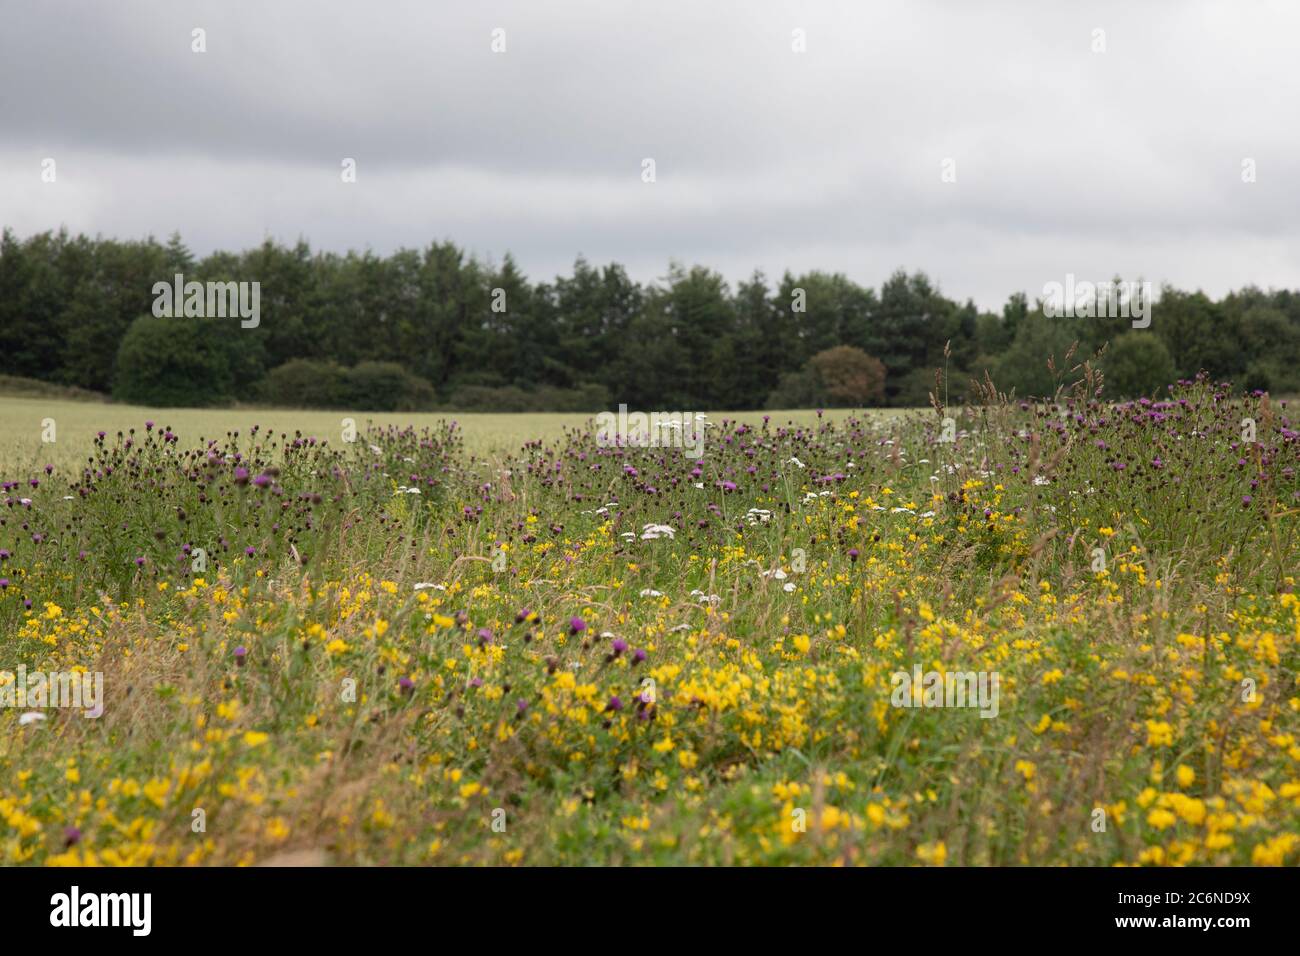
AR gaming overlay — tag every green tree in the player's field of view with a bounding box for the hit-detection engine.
[766,345,886,408]
[870,270,956,404]
[1102,333,1176,399]
[993,313,1078,399]
[113,315,241,406]
[1152,287,1225,380]
[258,359,351,407]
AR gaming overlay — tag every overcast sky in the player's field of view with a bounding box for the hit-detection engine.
[2,0,1297,309]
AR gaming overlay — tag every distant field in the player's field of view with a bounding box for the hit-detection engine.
[0,395,905,470]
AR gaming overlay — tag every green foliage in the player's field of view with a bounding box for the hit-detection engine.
[1102,333,1177,399]
[767,346,887,408]
[765,367,822,409]
[343,361,437,411]
[258,359,353,408]
[258,359,439,411]
[112,315,251,407]
[993,315,1079,399]
[6,229,1300,410]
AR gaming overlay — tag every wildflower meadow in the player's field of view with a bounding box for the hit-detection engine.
[1,374,1297,867]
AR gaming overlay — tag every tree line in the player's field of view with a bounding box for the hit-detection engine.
[3,227,1299,410]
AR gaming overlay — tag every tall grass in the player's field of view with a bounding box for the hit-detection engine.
[0,377,1297,866]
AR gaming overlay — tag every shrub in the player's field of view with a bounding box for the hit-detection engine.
[254,360,436,411]
[258,359,352,408]
[765,346,887,408]
[113,315,242,406]
[888,366,941,409]
[810,346,887,406]
[344,361,436,411]
[764,368,822,409]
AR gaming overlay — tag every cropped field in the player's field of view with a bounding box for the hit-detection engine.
[1,380,1298,866]
[0,397,877,469]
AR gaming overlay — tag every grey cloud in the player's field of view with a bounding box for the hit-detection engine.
[2,0,1298,309]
